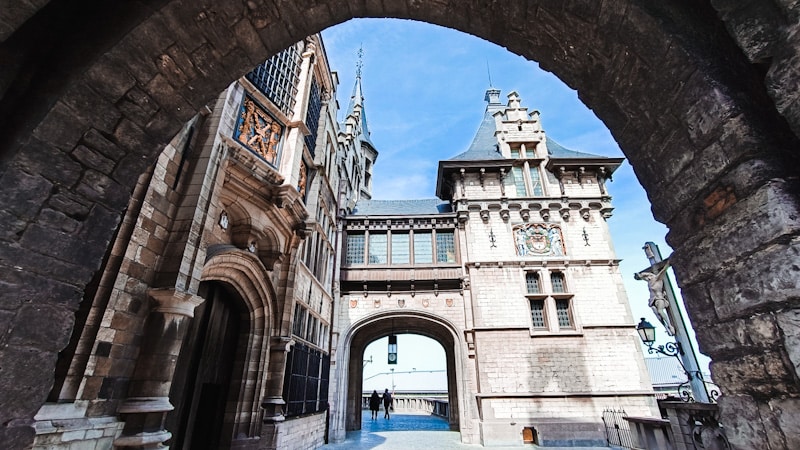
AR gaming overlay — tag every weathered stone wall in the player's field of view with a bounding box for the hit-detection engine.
[0,1,799,448]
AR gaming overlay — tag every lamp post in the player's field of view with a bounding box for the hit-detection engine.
[636,318,718,402]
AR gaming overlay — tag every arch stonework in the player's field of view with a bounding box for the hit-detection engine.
[199,249,279,441]
[0,1,798,448]
[332,311,466,440]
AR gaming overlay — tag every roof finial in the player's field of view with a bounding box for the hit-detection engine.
[486,59,493,88]
[356,44,364,79]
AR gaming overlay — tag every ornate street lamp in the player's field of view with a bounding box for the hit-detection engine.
[636,318,719,402]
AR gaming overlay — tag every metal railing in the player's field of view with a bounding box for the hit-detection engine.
[362,394,449,420]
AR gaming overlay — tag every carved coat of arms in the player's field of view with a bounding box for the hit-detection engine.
[513,223,565,257]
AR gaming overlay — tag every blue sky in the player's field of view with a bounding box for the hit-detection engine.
[321,19,709,390]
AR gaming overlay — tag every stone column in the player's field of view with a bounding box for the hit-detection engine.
[114,288,203,449]
[259,336,294,448]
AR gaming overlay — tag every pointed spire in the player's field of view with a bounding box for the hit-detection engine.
[344,45,376,149]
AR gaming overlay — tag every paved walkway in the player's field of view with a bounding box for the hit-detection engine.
[321,411,617,449]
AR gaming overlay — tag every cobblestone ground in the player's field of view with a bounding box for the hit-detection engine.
[321,411,618,449]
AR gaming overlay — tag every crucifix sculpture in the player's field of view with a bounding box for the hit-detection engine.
[635,259,675,336]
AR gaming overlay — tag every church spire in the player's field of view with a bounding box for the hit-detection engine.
[346,45,375,149]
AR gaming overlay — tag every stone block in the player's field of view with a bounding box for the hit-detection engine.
[694,313,780,357]
[717,395,768,449]
[775,308,800,379]
[16,138,83,187]
[60,82,122,135]
[76,169,130,212]
[32,102,90,152]
[712,351,797,397]
[118,87,159,128]
[72,145,116,174]
[7,304,74,352]
[0,345,57,425]
[80,129,127,162]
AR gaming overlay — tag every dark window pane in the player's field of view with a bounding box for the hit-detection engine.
[556,299,572,328]
[530,300,546,328]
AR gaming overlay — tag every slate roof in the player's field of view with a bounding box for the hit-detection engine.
[448,105,608,162]
[644,357,688,387]
[350,199,452,216]
[546,136,606,159]
[448,103,505,161]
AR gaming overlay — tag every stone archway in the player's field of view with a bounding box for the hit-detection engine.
[1,1,798,448]
[337,312,464,439]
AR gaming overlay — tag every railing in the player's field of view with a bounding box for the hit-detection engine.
[623,401,731,450]
[362,394,449,420]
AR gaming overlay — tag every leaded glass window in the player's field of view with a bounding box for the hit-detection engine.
[413,232,433,264]
[436,231,456,263]
[292,303,306,337]
[368,233,387,264]
[556,299,572,328]
[512,166,526,196]
[529,166,544,196]
[391,233,410,264]
[246,45,300,117]
[304,76,322,155]
[551,272,566,293]
[345,233,364,265]
[525,147,536,158]
[530,300,546,328]
[510,148,520,158]
[525,272,540,294]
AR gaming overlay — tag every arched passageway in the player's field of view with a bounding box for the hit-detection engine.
[341,313,462,433]
[1,1,799,448]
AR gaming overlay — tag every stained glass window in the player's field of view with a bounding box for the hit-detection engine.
[436,231,456,263]
[413,232,433,264]
[345,233,364,265]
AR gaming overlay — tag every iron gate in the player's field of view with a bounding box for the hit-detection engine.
[602,408,634,449]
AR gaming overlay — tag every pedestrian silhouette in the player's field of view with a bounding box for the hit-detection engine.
[382,388,393,419]
[369,390,380,420]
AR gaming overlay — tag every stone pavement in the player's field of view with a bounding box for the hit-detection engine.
[321,411,618,449]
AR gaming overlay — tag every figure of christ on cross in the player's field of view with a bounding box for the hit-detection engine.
[635,259,676,336]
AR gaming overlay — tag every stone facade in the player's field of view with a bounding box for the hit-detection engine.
[23,35,355,449]
[330,89,656,446]
[1,2,799,449]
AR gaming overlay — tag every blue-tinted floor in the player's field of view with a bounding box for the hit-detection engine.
[321,411,618,449]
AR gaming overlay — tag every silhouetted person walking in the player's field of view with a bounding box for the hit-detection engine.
[369,390,381,420]
[382,388,393,419]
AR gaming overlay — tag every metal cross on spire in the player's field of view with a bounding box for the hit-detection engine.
[356,45,364,79]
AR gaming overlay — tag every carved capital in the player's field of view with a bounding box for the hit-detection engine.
[147,288,204,318]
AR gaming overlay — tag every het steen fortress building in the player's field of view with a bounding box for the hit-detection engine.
[29,34,655,448]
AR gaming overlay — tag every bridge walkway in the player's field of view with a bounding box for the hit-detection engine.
[321,411,616,449]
